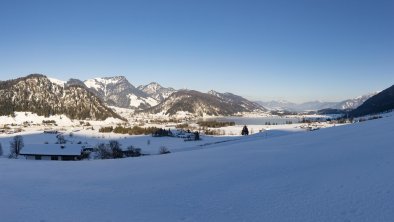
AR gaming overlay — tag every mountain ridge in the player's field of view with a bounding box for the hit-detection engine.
[350,85,394,117]
[0,74,123,120]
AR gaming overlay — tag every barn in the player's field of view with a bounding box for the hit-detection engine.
[20,144,83,161]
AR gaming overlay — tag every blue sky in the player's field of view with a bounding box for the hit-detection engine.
[0,0,393,103]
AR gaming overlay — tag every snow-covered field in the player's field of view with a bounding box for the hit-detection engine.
[1,113,393,221]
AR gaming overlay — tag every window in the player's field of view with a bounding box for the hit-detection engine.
[51,156,58,160]
[62,156,75,161]
[35,155,41,160]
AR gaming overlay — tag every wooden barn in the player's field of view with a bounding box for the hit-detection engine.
[20,144,83,161]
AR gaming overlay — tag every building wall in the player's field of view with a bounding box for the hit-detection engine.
[26,156,35,160]
[24,155,79,161]
[42,156,51,161]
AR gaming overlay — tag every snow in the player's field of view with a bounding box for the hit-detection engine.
[83,77,124,94]
[85,77,123,87]
[48,77,66,86]
[0,112,122,126]
[0,112,74,125]
[83,78,102,91]
[0,114,393,221]
[128,94,158,108]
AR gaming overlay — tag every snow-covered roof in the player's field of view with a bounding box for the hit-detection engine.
[20,144,83,156]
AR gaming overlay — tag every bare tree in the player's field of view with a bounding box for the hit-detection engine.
[159,146,170,155]
[109,140,123,159]
[10,135,24,158]
[97,143,112,159]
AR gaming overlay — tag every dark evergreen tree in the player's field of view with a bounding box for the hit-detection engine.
[241,125,249,136]
[194,131,200,140]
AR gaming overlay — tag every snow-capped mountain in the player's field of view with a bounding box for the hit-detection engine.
[0,74,122,120]
[257,100,336,112]
[138,82,176,102]
[257,93,378,112]
[84,76,158,109]
[332,92,378,110]
[255,100,298,111]
[142,90,266,117]
[0,74,282,118]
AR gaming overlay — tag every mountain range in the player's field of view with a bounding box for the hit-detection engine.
[0,74,266,119]
[82,76,265,117]
[257,92,378,112]
[141,90,265,117]
[0,74,391,120]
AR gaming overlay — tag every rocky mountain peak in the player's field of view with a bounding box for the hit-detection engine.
[0,74,122,120]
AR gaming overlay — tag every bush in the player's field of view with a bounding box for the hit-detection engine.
[99,126,114,133]
[152,128,173,137]
[96,141,125,159]
[197,121,235,128]
[128,126,158,135]
[204,129,224,136]
[80,151,90,160]
[176,123,189,129]
[42,120,56,124]
[159,146,170,155]
[124,146,141,157]
[112,126,159,135]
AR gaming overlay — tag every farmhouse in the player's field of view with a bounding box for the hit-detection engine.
[20,144,83,161]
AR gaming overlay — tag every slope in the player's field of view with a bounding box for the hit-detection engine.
[1,113,394,221]
[350,85,394,117]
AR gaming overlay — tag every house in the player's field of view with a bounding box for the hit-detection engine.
[43,130,59,134]
[20,144,83,161]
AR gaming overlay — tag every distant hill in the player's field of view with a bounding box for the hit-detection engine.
[207,90,266,112]
[350,85,394,117]
[257,93,377,112]
[257,100,337,112]
[316,108,348,115]
[0,74,123,120]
